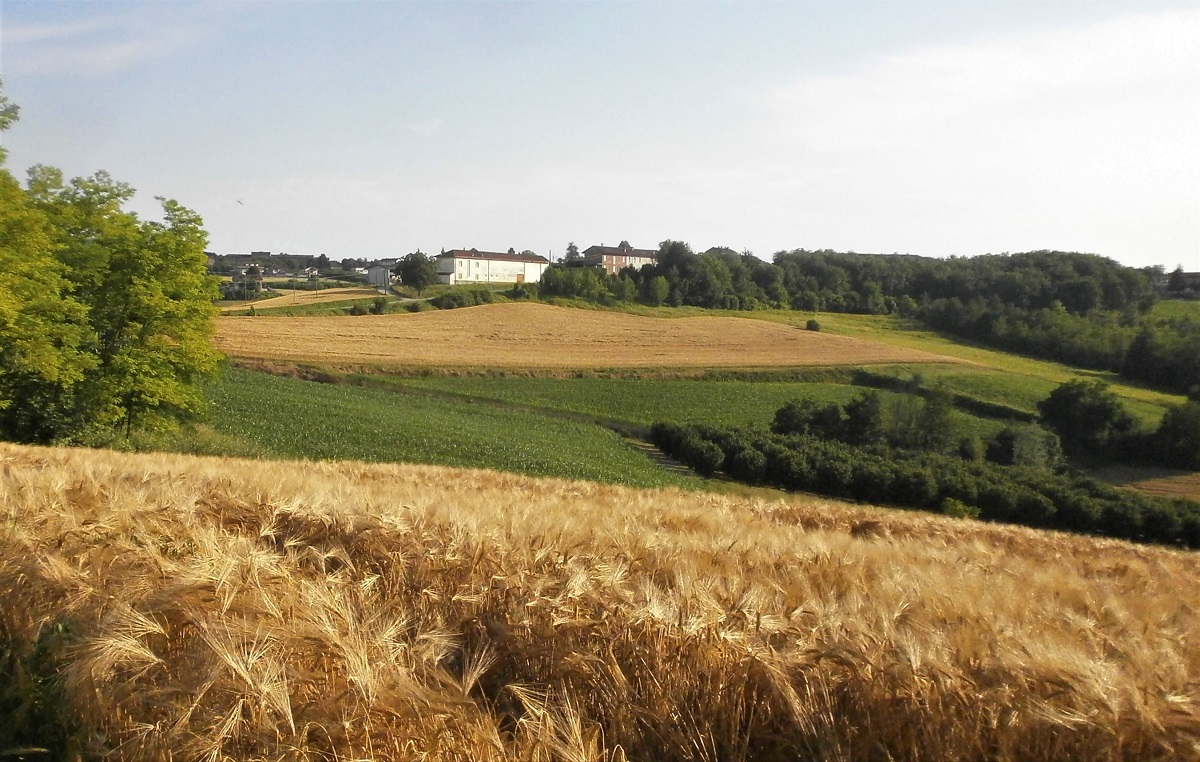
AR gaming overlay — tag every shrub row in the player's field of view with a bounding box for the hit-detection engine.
[651,422,1200,548]
[429,289,500,310]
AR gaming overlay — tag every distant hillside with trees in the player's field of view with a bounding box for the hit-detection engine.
[542,242,1199,397]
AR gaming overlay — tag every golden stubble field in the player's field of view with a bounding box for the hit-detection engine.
[214,302,964,368]
[1095,465,1200,503]
[1,442,1196,760]
[219,286,381,312]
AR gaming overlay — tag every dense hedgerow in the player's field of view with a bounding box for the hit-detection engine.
[651,421,1200,548]
[429,288,501,309]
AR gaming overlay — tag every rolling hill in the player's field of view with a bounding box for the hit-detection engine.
[213,302,965,369]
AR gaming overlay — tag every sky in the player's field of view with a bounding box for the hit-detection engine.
[1,1,1197,270]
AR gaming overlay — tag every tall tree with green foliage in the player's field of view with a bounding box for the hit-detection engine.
[1037,379,1137,458]
[0,90,93,442]
[1154,402,1200,470]
[1,82,221,443]
[1167,265,1188,294]
[394,250,438,295]
[25,165,222,438]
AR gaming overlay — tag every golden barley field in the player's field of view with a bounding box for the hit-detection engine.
[2,442,1196,761]
[213,302,962,369]
[219,286,382,312]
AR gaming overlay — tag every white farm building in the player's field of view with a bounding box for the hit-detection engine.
[437,249,550,285]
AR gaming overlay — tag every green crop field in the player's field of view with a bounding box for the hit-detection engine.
[378,377,859,427]
[203,368,697,489]
[378,375,1007,441]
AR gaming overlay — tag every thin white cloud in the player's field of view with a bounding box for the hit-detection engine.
[405,118,443,137]
[3,6,219,77]
[737,8,1200,259]
[3,17,112,44]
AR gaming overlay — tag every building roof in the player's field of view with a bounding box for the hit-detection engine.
[582,244,658,259]
[439,249,550,264]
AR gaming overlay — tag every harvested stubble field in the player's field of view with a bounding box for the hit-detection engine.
[214,302,962,369]
[2,443,1197,761]
[1094,465,1200,503]
[219,286,381,312]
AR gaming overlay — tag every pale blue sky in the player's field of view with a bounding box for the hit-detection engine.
[2,1,1197,269]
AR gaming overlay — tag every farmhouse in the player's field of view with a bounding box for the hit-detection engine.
[581,243,658,275]
[437,249,550,285]
[367,260,399,287]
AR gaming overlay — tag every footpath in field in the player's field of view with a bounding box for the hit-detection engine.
[215,302,964,369]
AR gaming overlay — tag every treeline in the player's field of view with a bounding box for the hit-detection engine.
[653,420,1200,547]
[651,380,1200,547]
[538,243,1199,396]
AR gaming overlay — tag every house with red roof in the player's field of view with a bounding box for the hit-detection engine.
[580,243,658,275]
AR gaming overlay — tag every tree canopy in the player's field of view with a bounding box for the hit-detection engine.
[0,84,220,443]
[394,250,438,295]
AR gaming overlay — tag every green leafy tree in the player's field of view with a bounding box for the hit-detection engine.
[564,242,580,263]
[914,385,958,453]
[1037,379,1137,458]
[1155,402,1200,470]
[0,94,93,442]
[24,163,221,439]
[613,274,637,302]
[986,425,1062,468]
[644,275,670,306]
[1167,265,1188,294]
[394,250,438,295]
[843,390,886,445]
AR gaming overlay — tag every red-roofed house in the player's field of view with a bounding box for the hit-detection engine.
[580,243,658,275]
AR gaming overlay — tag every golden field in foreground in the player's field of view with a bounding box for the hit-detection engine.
[214,302,961,368]
[1,443,1196,760]
[219,287,381,312]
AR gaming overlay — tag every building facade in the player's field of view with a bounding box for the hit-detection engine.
[367,265,396,287]
[436,249,550,285]
[580,244,658,275]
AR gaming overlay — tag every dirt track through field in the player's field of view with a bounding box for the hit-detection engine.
[214,302,965,369]
[219,287,381,312]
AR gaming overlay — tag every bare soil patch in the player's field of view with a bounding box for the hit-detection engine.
[215,302,963,369]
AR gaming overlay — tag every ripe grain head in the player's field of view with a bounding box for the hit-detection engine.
[0,442,1196,761]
